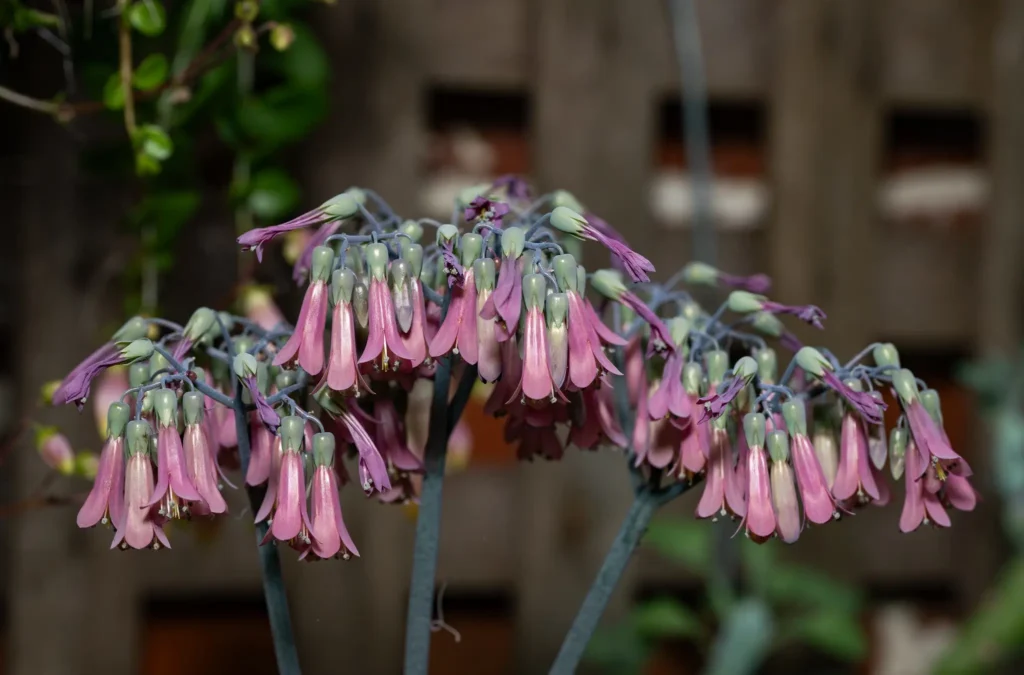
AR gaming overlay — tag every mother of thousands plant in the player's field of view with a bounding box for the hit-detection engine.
[48,176,978,674]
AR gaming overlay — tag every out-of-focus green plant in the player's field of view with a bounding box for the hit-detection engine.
[934,347,1024,675]
[0,0,332,314]
[586,519,867,674]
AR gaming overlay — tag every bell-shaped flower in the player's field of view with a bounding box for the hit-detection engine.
[112,420,170,550]
[480,227,525,341]
[359,243,414,373]
[78,402,130,529]
[551,255,620,390]
[696,413,746,520]
[550,207,655,283]
[832,382,889,506]
[513,274,564,404]
[648,321,697,423]
[429,233,483,364]
[237,190,360,262]
[474,258,502,382]
[181,392,227,514]
[274,246,333,376]
[783,401,836,525]
[740,414,776,542]
[318,268,372,396]
[892,369,973,481]
[146,389,201,519]
[397,243,429,370]
[306,433,359,560]
[768,430,801,543]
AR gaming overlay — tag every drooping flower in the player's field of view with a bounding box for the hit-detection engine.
[812,421,839,490]
[397,243,429,371]
[274,246,333,376]
[546,293,569,390]
[429,233,482,364]
[306,432,359,560]
[112,420,170,550]
[464,196,510,225]
[171,307,217,360]
[832,384,889,506]
[146,389,201,519]
[728,291,826,330]
[782,401,836,525]
[569,382,628,450]
[237,190,360,262]
[741,414,776,542]
[359,243,414,373]
[181,392,227,515]
[480,227,525,342]
[892,369,973,481]
[899,440,952,532]
[374,398,423,475]
[552,255,621,389]
[335,404,391,495]
[484,336,523,417]
[696,415,746,519]
[796,347,886,425]
[474,258,502,382]
[318,269,371,396]
[550,206,655,283]
[697,355,757,423]
[584,298,627,348]
[682,262,772,294]
[767,430,801,543]
[53,318,151,407]
[590,269,676,356]
[513,274,563,404]
[78,401,130,529]
[268,430,314,548]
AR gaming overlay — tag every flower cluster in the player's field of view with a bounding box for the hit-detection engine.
[49,177,975,555]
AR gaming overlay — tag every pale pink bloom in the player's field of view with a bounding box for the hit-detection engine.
[566,290,620,389]
[274,275,329,376]
[268,451,313,546]
[37,429,74,474]
[484,337,522,417]
[246,418,276,487]
[337,406,391,494]
[399,277,429,371]
[92,367,129,437]
[476,281,502,382]
[744,443,776,541]
[429,268,479,364]
[480,256,522,342]
[900,441,951,532]
[308,464,359,559]
[254,435,285,521]
[360,277,414,372]
[569,382,627,450]
[78,435,125,528]
[183,423,227,514]
[791,432,836,525]
[241,285,286,331]
[770,459,801,543]
[374,399,423,474]
[697,426,746,519]
[318,295,370,395]
[904,398,972,480]
[112,451,170,550]
[648,353,690,421]
[832,412,887,506]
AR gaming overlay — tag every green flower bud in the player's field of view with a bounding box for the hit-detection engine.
[781,400,807,436]
[232,335,254,356]
[391,259,414,333]
[755,348,778,383]
[129,362,150,388]
[390,258,410,289]
[76,452,99,480]
[733,355,758,380]
[552,254,578,293]
[751,311,784,337]
[353,282,369,328]
[501,227,525,259]
[181,308,216,344]
[311,246,335,283]
[590,269,626,300]
[321,192,358,219]
[126,420,152,456]
[233,353,258,379]
[872,343,901,369]
[458,184,490,208]
[767,430,790,462]
[279,415,305,452]
[275,368,298,391]
[436,224,459,246]
[551,189,584,213]
[795,347,829,377]
[312,432,336,466]
[891,369,919,406]
[727,291,767,314]
[256,361,271,396]
[546,292,568,327]
[112,316,148,343]
[182,391,204,426]
[332,268,356,305]
[889,427,908,480]
[270,22,295,51]
[474,258,496,291]
[683,261,719,286]
[683,362,704,396]
[522,274,547,310]
[107,401,131,439]
[400,242,424,278]
[920,389,943,425]
[120,339,154,362]
[152,389,177,428]
[576,266,587,294]
[346,245,366,277]
[148,351,170,380]
[744,413,767,448]
[704,350,729,385]
[550,206,587,236]
[459,233,483,267]
[668,317,691,346]
[400,219,423,242]
[364,243,389,281]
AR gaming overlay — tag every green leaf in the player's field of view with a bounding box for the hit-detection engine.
[235,86,329,155]
[133,54,168,91]
[128,0,167,37]
[103,74,125,110]
[632,599,703,640]
[135,124,174,161]
[247,168,300,220]
[643,519,711,574]
[743,542,861,614]
[781,609,867,661]
[704,599,774,675]
[135,152,162,176]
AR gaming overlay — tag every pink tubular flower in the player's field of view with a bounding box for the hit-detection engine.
[112,420,170,550]
[53,328,151,408]
[429,234,482,364]
[741,414,776,542]
[484,336,523,417]
[359,243,414,373]
[146,390,201,518]
[307,433,359,560]
[337,404,391,495]
[768,430,801,543]
[293,221,341,284]
[648,355,689,422]
[783,401,836,525]
[181,392,227,515]
[36,427,75,475]
[318,268,371,396]
[900,441,951,532]
[832,409,887,506]
[569,383,627,450]
[78,401,130,528]
[796,348,886,426]
[92,366,129,437]
[549,207,655,283]
[514,274,563,404]
[585,298,627,348]
[551,254,621,390]
[237,190,360,262]
[696,422,746,519]
[474,258,502,382]
[480,227,525,341]
[374,399,423,474]
[697,358,757,423]
[397,244,429,371]
[246,417,276,486]
[891,371,973,482]
[274,246,333,376]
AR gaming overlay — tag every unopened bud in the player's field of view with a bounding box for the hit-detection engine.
[744,413,767,448]
[312,432,336,466]
[474,258,496,291]
[500,227,525,259]
[767,429,790,462]
[551,190,584,213]
[457,184,490,208]
[795,347,829,377]
[126,420,152,456]
[107,401,131,438]
[112,316,147,343]
[76,451,99,480]
[120,339,154,362]
[590,269,626,300]
[151,389,177,428]
[727,291,766,314]
[363,243,388,281]
[668,317,690,346]
[401,242,424,278]
[436,224,459,247]
[683,261,719,286]
[321,192,358,219]
[353,282,369,328]
[522,274,547,310]
[733,356,758,380]
[781,400,807,436]
[35,427,75,475]
[755,348,778,383]
[331,268,356,305]
[549,206,587,236]
[552,254,578,292]
[182,391,204,426]
[546,292,568,327]
[311,246,334,283]
[400,220,423,243]
[459,233,483,267]
[182,307,216,343]
[751,311,784,337]
[682,362,703,396]
[872,343,901,369]
[233,353,258,379]
[704,350,729,385]
[891,369,919,406]
[270,23,295,51]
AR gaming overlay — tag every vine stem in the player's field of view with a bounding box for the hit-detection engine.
[232,381,303,675]
[117,0,137,137]
[0,85,63,115]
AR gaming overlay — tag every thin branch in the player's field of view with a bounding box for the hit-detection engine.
[117,0,136,136]
[0,85,63,115]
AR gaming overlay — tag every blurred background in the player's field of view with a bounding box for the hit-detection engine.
[2,0,1024,673]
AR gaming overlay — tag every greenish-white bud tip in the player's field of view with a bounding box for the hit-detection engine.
[332,268,356,305]
[459,233,483,267]
[312,432,335,466]
[680,301,702,323]
[148,352,170,381]
[364,243,389,281]
[767,429,790,462]
[920,389,942,424]
[744,413,767,448]
[347,187,367,205]
[233,353,258,379]
[551,189,584,213]
[321,192,358,219]
[872,343,901,369]
[683,261,719,286]
[182,391,204,426]
[727,290,767,314]
[310,246,334,283]
[126,420,152,456]
[457,183,490,208]
[390,259,410,289]
[891,369,919,405]
[112,316,147,343]
[755,348,778,383]
[474,258,496,291]
[279,416,305,452]
[436,224,459,247]
[781,400,807,436]
[551,254,578,293]
[704,350,729,385]
[152,389,177,428]
[400,220,423,243]
[232,336,254,356]
[275,369,298,391]
[549,206,587,236]
[120,339,154,362]
[795,346,829,377]
[590,269,626,300]
[682,362,703,395]
[353,283,369,328]
[546,292,568,327]
[129,362,150,388]
[522,274,547,310]
[500,227,525,259]
[751,311,784,337]
[107,401,131,439]
[576,266,587,294]
[180,309,214,345]
[889,427,908,479]
[668,317,690,347]
[733,355,758,380]
[400,242,424,278]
